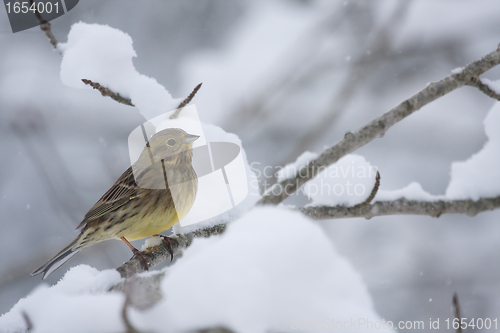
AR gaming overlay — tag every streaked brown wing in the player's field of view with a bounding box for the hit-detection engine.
[76,167,139,229]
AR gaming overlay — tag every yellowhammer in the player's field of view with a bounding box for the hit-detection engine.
[31,128,199,279]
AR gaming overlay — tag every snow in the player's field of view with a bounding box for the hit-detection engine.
[272,108,500,205]
[60,22,260,235]
[287,99,500,205]
[451,67,464,74]
[304,154,378,207]
[141,207,393,332]
[480,78,500,95]
[172,120,260,234]
[0,208,394,333]
[445,101,500,200]
[141,235,162,251]
[59,22,179,120]
[376,182,440,201]
[30,17,500,209]
[3,3,500,329]
[0,266,124,333]
[374,99,500,202]
[276,151,318,182]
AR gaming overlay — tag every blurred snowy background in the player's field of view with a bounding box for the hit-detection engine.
[1,0,500,330]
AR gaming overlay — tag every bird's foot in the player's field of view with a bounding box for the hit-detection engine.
[121,236,150,271]
[153,235,178,262]
[131,248,150,271]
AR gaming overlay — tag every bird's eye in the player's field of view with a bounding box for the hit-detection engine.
[167,138,176,146]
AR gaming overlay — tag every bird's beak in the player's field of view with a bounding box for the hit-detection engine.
[184,133,200,143]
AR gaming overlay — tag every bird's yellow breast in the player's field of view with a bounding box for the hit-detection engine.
[116,180,197,241]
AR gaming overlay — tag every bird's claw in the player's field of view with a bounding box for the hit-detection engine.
[132,248,150,270]
[158,236,177,262]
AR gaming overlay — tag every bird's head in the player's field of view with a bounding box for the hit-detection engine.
[137,128,199,168]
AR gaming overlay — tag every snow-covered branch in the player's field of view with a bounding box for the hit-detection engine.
[298,195,500,220]
[115,46,500,277]
[81,79,135,106]
[170,83,203,119]
[4,0,500,330]
[257,46,500,206]
[80,77,202,111]
[116,224,226,278]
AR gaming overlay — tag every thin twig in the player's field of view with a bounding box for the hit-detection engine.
[361,171,380,205]
[298,195,500,220]
[452,293,463,333]
[81,79,135,106]
[170,83,203,119]
[469,78,500,101]
[30,0,58,49]
[257,46,500,205]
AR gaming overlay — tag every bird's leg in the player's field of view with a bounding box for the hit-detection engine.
[120,237,149,270]
[153,234,177,262]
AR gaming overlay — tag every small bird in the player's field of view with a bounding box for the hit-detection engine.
[31,128,199,279]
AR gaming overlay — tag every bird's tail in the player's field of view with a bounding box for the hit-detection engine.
[31,239,81,280]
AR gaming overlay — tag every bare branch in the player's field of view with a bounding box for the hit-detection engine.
[170,83,203,119]
[114,47,500,277]
[298,195,500,220]
[116,224,226,278]
[30,0,58,49]
[115,195,500,278]
[468,78,500,101]
[257,47,500,206]
[78,80,202,116]
[361,171,380,205]
[81,79,135,106]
